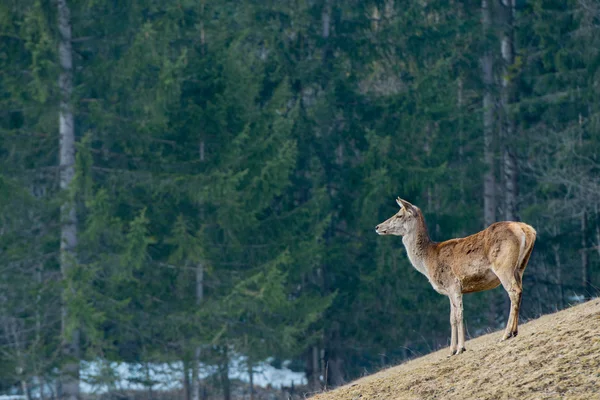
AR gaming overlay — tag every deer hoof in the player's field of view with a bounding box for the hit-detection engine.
[501,331,518,341]
[448,347,466,356]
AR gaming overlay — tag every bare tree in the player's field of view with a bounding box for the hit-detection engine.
[581,212,590,299]
[481,0,496,227]
[191,261,204,400]
[500,0,518,221]
[57,0,79,398]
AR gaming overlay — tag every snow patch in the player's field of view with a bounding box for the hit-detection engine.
[567,293,586,304]
[81,357,306,394]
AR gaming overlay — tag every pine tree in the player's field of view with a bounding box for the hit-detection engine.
[0,0,64,393]
[1,1,599,395]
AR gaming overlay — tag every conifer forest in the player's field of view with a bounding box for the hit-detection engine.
[1,0,599,399]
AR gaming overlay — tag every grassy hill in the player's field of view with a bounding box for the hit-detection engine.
[311,298,600,400]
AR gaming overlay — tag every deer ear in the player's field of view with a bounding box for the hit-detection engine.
[396,197,416,213]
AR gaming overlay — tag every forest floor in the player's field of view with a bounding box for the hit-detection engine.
[311,298,600,400]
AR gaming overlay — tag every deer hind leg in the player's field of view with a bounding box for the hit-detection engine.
[509,282,523,335]
[500,237,534,340]
[509,243,533,335]
[490,238,524,341]
[495,269,523,341]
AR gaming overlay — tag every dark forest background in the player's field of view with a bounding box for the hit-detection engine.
[1,0,599,399]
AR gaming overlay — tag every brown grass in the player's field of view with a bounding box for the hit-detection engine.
[311,299,600,400]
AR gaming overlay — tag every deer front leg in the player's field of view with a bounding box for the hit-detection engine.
[450,291,466,355]
[449,298,457,356]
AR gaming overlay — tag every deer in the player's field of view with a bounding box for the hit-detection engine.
[375,197,536,356]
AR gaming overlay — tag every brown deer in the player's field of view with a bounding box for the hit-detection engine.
[375,197,536,356]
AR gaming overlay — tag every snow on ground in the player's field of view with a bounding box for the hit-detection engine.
[234,359,306,388]
[81,357,306,394]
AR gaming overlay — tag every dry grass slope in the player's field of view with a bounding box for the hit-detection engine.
[311,299,600,400]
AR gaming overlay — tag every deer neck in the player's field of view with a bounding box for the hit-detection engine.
[401,220,434,278]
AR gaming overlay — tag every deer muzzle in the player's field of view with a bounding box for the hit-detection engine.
[375,225,388,235]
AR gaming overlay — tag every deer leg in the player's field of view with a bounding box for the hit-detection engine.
[449,298,457,356]
[510,287,523,335]
[509,273,523,336]
[497,272,523,341]
[449,292,466,355]
[502,286,522,340]
[511,260,528,335]
[455,293,466,354]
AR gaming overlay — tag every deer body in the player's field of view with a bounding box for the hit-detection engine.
[376,198,536,355]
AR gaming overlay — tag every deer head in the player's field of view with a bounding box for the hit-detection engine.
[375,197,421,236]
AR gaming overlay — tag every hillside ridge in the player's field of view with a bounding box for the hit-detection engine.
[311,299,600,400]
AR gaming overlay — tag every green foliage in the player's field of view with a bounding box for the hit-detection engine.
[1,0,599,394]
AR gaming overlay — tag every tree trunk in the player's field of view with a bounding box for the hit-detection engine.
[57,0,79,399]
[327,355,344,388]
[325,323,344,388]
[309,345,320,391]
[39,376,47,400]
[322,0,331,39]
[248,361,254,400]
[500,0,518,221]
[481,0,496,227]
[183,361,191,400]
[552,243,564,309]
[371,5,381,32]
[14,330,29,400]
[199,1,206,56]
[482,0,500,327]
[36,265,45,400]
[20,378,30,400]
[144,362,153,400]
[321,0,333,76]
[540,259,550,314]
[458,77,466,205]
[191,262,204,400]
[581,212,589,299]
[594,214,600,295]
[220,349,230,400]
